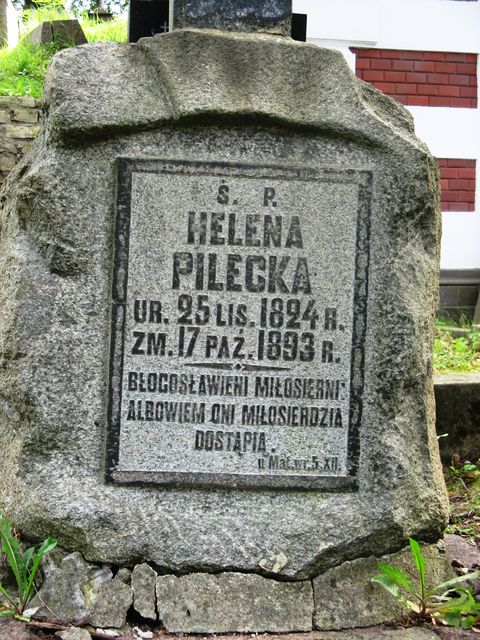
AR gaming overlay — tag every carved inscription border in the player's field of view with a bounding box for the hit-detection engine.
[105,158,372,490]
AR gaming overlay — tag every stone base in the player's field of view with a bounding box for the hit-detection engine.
[156,572,313,633]
[27,542,452,634]
[313,543,452,630]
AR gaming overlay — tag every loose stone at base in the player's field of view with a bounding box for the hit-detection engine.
[57,628,92,640]
[32,551,133,628]
[90,576,133,628]
[313,542,453,630]
[132,563,157,621]
[156,572,313,633]
[31,552,103,623]
[116,568,132,585]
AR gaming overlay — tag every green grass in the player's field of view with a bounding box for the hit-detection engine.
[22,4,71,35]
[433,321,480,374]
[0,14,127,98]
[82,15,127,43]
[0,40,60,97]
[436,314,475,330]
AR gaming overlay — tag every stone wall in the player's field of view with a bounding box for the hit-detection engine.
[0,96,42,186]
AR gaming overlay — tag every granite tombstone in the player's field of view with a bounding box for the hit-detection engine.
[0,0,449,632]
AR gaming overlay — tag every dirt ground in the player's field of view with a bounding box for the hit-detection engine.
[0,620,479,640]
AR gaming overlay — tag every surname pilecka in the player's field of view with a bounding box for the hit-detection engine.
[172,211,312,294]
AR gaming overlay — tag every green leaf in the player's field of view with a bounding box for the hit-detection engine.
[371,574,416,610]
[460,616,479,630]
[409,538,426,600]
[432,571,480,594]
[0,517,23,595]
[0,581,17,609]
[0,609,16,617]
[22,547,34,571]
[22,537,57,608]
[430,590,480,629]
[437,604,480,629]
[21,547,35,595]
[0,515,57,612]
[376,562,415,594]
[371,574,400,598]
[443,611,463,628]
[430,588,480,618]
[35,538,57,556]
[409,538,426,577]
[430,590,470,613]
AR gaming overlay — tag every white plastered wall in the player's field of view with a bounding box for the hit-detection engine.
[5,0,18,49]
[293,0,480,270]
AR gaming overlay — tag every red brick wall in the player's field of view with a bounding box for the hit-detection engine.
[438,159,476,211]
[351,48,478,108]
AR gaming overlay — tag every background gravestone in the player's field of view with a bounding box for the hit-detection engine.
[27,19,87,46]
[127,0,307,43]
[172,0,292,34]
[0,0,448,616]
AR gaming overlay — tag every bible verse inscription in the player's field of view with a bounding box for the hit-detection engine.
[106,159,371,489]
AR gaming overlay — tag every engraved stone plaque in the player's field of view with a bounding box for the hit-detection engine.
[106,158,371,489]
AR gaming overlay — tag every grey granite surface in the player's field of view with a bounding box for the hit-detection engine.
[0,28,447,579]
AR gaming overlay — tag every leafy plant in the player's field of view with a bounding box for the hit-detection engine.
[451,462,480,480]
[371,538,480,629]
[0,514,56,619]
